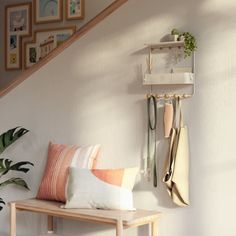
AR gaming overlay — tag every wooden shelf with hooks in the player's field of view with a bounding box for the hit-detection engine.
[144,40,195,97]
[146,41,185,51]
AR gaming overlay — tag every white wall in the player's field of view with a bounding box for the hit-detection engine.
[0,0,236,235]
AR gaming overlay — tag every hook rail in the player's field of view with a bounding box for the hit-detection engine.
[146,93,192,100]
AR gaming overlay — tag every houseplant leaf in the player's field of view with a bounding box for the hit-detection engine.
[0,158,12,174]
[0,127,29,154]
[0,158,34,176]
[0,197,5,211]
[0,177,30,190]
[0,127,32,211]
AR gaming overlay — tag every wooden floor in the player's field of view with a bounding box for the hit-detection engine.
[9,198,161,236]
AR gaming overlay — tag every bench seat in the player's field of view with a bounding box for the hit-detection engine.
[9,198,161,236]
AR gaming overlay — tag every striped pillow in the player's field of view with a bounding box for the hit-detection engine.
[37,142,101,202]
[64,167,139,210]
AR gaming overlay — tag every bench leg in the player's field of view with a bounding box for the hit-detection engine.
[47,215,54,234]
[151,220,158,236]
[116,220,123,236]
[10,203,16,236]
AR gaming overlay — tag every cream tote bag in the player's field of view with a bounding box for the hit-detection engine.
[163,97,190,207]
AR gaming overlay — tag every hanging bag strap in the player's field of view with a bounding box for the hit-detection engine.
[174,97,184,129]
[147,95,158,187]
[164,127,176,182]
[165,97,182,181]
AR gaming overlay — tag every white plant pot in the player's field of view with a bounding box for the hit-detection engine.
[179,35,185,41]
[168,34,179,42]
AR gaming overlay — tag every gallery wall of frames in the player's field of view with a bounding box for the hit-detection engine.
[5,0,84,70]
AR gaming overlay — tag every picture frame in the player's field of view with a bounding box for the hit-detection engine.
[34,0,63,24]
[24,26,76,69]
[66,0,84,20]
[5,3,32,70]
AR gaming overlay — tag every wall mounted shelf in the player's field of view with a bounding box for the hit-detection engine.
[143,72,194,85]
[144,41,196,97]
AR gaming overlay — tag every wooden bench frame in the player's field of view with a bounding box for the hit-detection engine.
[9,199,161,236]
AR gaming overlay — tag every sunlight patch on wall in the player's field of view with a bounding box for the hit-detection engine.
[200,0,236,13]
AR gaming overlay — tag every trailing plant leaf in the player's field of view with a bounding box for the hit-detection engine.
[0,127,29,154]
[0,177,30,190]
[0,158,34,176]
[0,197,5,211]
[182,32,197,58]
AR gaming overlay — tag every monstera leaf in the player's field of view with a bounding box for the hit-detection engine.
[0,127,29,154]
[0,158,33,176]
[0,177,30,190]
[0,197,5,211]
[0,127,32,211]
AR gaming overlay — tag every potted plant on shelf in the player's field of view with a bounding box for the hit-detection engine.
[169,28,197,58]
[0,127,33,211]
[169,28,180,42]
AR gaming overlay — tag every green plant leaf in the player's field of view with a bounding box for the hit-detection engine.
[0,158,12,174]
[0,177,30,190]
[0,197,5,211]
[9,161,34,173]
[0,127,29,154]
[171,28,179,35]
[0,158,34,176]
[182,32,197,58]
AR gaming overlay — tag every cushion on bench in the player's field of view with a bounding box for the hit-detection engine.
[37,142,101,202]
[64,167,138,210]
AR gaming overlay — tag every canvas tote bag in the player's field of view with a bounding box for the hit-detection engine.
[163,97,190,207]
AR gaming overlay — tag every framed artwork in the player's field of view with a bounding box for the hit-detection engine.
[24,26,76,69]
[66,0,84,20]
[34,0,63,24]
[5,3,32,70]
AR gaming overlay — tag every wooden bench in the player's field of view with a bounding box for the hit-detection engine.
[9,199,161,236]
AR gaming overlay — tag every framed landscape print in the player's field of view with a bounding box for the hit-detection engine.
[24,26,76,69]
[5,3,32,70]
[66,0,84,20]
[34,0,63,24]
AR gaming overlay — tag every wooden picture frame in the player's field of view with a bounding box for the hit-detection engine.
[66,0,84,20]
[24,26,76,69]
[34,0,63,24]
[5,3,32,70]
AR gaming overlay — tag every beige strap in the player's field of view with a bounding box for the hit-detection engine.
[174,97,184,128]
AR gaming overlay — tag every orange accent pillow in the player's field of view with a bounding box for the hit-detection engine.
[37,142,101,202]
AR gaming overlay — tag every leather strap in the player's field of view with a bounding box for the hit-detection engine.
[147,95,158,187]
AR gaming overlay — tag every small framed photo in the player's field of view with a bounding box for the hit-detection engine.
[5,3,32,70]
[66,0,84,20]
[34,0,63,24]
[7,35,21,70]
[24,26,76,69]
[24,42,38,68]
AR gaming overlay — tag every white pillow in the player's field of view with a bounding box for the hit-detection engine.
[64,167,138,210]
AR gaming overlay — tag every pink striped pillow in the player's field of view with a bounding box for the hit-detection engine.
[37,142,101,202]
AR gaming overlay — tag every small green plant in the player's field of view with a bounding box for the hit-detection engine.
[170,28,197,58]
[0,127,33,211]
[171,28,180,36]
